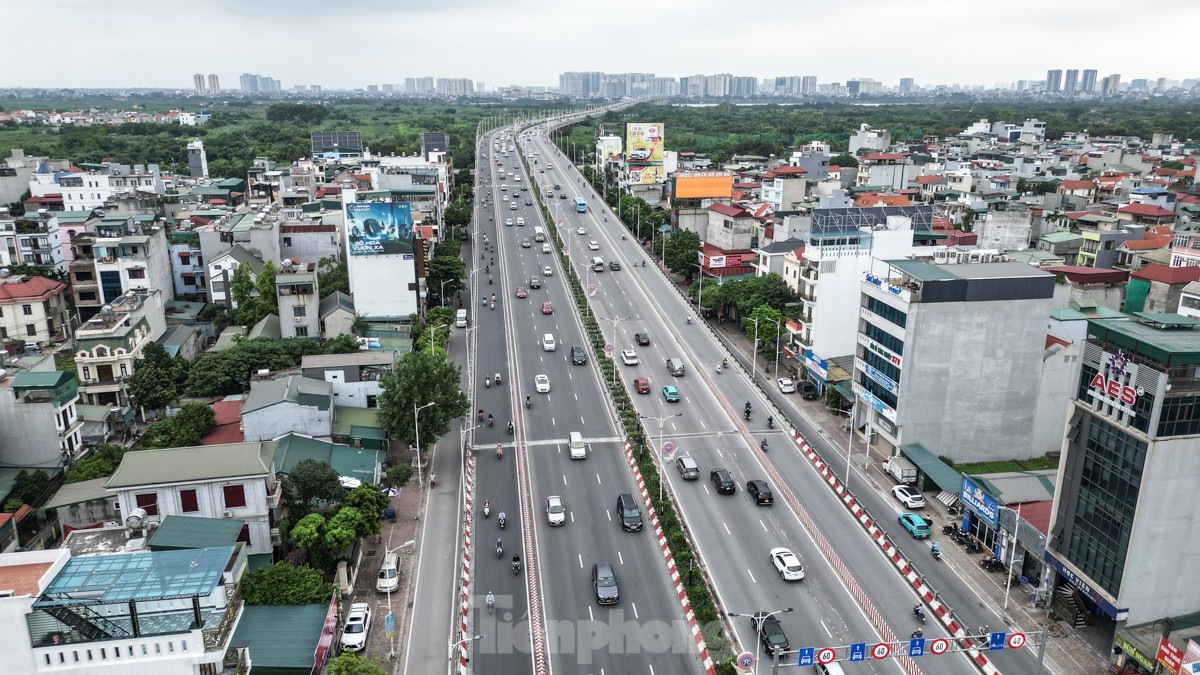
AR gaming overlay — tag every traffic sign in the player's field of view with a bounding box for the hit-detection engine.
[588,282,597,295]
[604,343,614,353]
[385,611,396,640]
[989,632,1006,651]
[1007,633,1026,649]
[929,638,950,655]
[736,652,755,668]
[909,639,925,657]
[816,648,836,664]
[873,642,893,659]
[848,643,866,661]
[796,648,815,666]
[662,441,675,454]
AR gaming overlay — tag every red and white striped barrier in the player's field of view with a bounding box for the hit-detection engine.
[456,454,477,675]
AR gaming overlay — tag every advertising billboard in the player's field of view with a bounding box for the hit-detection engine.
[626,123,665,164]
[675,171,733,199]
[346,202,413,256]
[626,164,665,185]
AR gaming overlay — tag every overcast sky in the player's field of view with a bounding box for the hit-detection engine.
[5,0,1195,90]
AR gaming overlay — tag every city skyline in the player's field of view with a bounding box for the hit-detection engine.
[3,0,1195,90]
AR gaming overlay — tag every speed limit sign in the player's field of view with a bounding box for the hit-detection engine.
[816,648,836,664]
[929,638,950,655]
[871,643,891,659]
[736,652,754,668]
[1007,633,1027,649]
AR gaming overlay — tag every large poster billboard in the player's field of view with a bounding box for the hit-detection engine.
[346,202,413,256]
[675,171,733,199]
[626,164,665,185]
[626,123,665,164]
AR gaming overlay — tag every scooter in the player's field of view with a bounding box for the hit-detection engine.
[495,544,503,558]
[429,474,436,487]
[496,445,503,460]
[525,397,531,409]
[487,415,494,428]
[767,416,774,429]
[498,515,506,529]
[931,543,942,560]
[744,409,751,421]
[760,439,768,452]
[507,421,514,435]
[914,606,926,624]
[485,377,491,388]
[483,501,491,518]
[716,365,722,374]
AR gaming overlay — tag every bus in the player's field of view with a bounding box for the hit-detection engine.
[574,196,587,213]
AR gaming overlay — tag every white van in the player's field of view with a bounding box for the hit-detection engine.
[455,309,468,327]
[376,551,400,592]
[542,333,556,351]
[591,257,605,272]
[534,227,546,242]
[568,431,586,459]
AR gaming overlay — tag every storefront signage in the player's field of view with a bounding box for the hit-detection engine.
[1042,551,1122,619]
[704,254,745,269]
[1158,637,1183,675]
[864,273,910,301]
[1088,374,1141,407]
[864,364,897,394]
[860,334,902,368]
[1115,634,1156,672]
[804,350,828,380]
[960,475,999,528]
[854,384,897,423]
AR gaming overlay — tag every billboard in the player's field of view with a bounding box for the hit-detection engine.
[626,123,665,164]
[626,164,665,185]
[676,171,733,199]
[346,202,413,256]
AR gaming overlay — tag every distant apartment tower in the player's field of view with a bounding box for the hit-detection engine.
[1064,69,1079,94]
[731,76,758,97]
[1102,73,1122,95]
[239,73,280,93]
[801,76,817,94]
[193,74,205,95]
[898,78,914,95]
[1046,69,1063,93]
[207,74,220,95]
[1081,69,1099,93]
[437,78,474,97]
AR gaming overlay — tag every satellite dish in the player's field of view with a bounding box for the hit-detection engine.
[0,268,9,278]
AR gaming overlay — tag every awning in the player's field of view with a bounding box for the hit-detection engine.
[899,443,961,493]
[830,380,855,401]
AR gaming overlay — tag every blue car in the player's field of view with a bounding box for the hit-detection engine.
[662,385,680,403]
[899,513,931,538]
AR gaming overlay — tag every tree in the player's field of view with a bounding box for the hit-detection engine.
[241,561,336,605]
[65,444,127,483]
[662,229,701,276]
[829,153,859,168]
[425,254,466,307]
[713,274,798,317]
[285,459,346,514]
[342,484,388,536]
[230,260,278,327]
[327,653,387,675]
[139,401,216,448]
[317,257,349,296]
[444,198,471,229]
[5,469,50,509]
[289,510,357,570]
[377,350,470,452]
[128,342,185,410]
[185,336,359,396]
[743,305,787,358]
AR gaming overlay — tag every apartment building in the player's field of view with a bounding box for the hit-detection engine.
[90,216,173,310]
[28,161,164,213]
[73,291,166,409]
[275,260,319,338]
[0,369,82,469]
[0,275,70,345]
[0,209,65,274]
[300,351,395,408]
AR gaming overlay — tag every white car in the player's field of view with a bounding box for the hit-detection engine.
[892,484,926,509]
[502,195,510,202]
[770,547,805,581]
[543,266,553,277]
[542,243,552,254]
[576,227,587,235]
[777,377,796,393]
[588,240,600,250]
[339,603,372,652]
[505,218,514,226]
[516,217,525,226]
[535,374,551,393]
[546,495,565,526]
[620,349,639,366]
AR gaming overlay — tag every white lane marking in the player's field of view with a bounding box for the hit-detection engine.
[578,553,584,568]
[588,606,594,622]
[759,520,768,533]
[722,522,732,535]
[596,473,603,485]
[618,551,624,566]
[820,620,833,637]
[747,570,757,584]
[631,603,639,620]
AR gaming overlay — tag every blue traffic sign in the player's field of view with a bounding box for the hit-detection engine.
[909,637,926,655]
[849,643,866,661]
[989,632,1006,651]
[796,648,814,666]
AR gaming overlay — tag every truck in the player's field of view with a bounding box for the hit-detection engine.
[884,456,917,485]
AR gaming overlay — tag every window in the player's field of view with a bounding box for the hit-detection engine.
[82,366,91,380]
[22,304,32,315]
[181,273,195,285]
[180,489,199,513]
[282,237,293,247]
[237,524,251,546]
[294,326,309,337]
[223,484,246,508]
[75,271,93,282]
[293,306,306,317]
[27,324,37,337]
[79,291,97,302]
[128,268,146,279]
[119,363,127,376]
[135,492,158,516]
[178,252,190,264]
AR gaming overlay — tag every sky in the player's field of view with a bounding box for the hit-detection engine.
[5,0,1197,90]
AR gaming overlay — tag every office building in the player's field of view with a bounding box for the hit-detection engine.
[898,78,914,95]
[851,261,1056,462]
[192,73,205,95]
[1081,69,1099,93]
[1046,69,1063,93]
[1045,315,1200,633]
[1064,69,1079,94]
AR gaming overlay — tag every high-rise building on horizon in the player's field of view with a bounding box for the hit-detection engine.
[207,74,220,96]
[1103,73,1122,95]
[801,76,817,94]
[1064,69,1079,94]
[899,77,914,95]
[1046,69,1063,93]
[1081,69,1099,93]
[193,74,205,96]
[239,73,280,93]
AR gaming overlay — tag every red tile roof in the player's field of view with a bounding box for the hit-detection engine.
[708,203,751,218]
[1019,500,1054,535]
[1045,335,1072,350]
[732,182,761,189]
[1131,264,1200,285]
[1046,266,1130,284]
[763,166,808,178]
[1122,234,1173,250]
[860,152,908,161]
[0,276,68,303]
[916,175,946,185]
[1119,203,1175,218]
[853,193,911,207]
[282,224,336,233]
[1060,179,1096,190]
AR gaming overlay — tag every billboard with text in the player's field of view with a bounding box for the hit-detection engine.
[675,171,733,199]
[346,202,413,256]
[626,164,666,185]
[625,123,665,164]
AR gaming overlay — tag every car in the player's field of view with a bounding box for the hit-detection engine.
[634,377,651,394]
[662,385,680,402]
[521,239,531,248]
[553,184,561,190]
[535,374,550,393]
[777,377,796,394]
[710,468,735,494]
[543,266,553,277]
[515,287,528,298]
[891,484,926,509]
[339,603,372,652]
[609,260,621,271]
[629,147,653,161]
[634,332,650,346]
[516,217,525,226]
[545,191,553,197]
[521,185,528,191]
[676,455,700,479]
[502,195,510,202]
[546,495,565,526]
[510,203,517,210]
[541,301,553,315]
[899,512,932,538]
[591,562,619,605]
[559,193,567,199]
[747,480,774,505]
[542,243,551,254]
[571,345,587,365]
[540,170,545,174]
[770,548,805,581]
[588,240,600,250]
[620,349,639,365]
[752,612,790,655]
[576,226,587,235]
[505,217,514,227]
[500,184,508,191]
[525,199,532,205]
[800,381,820,400]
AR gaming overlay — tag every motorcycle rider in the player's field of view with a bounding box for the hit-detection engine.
[512,554,521,572]
[767,415,774,429]
[498,512,506,528]
[525,395,531,408]
[483,499,491,517]
[914,605,925,621]
[931,541,942,558]
[507,420,514,434]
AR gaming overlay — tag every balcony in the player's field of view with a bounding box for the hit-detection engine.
[202,585,243,652]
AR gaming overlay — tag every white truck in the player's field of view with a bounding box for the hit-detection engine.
[884,456,917,485]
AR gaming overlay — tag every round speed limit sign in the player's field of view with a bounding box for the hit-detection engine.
[1007,633,1026,649]
[736,652,754,668]
[929,638,950,655]
[816,648,836,664]
[871,643,891,659]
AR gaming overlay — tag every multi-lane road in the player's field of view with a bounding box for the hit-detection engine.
[405,116,1044,675]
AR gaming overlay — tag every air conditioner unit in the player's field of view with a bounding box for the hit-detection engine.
[294,316,303,323]
[222,510,234,518]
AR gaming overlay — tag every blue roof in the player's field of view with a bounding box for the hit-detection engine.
[37,546,233,606]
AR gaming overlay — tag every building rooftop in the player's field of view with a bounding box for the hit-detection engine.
[0,560,57,597]
[1088,314,1200,364]
[1131,264,1200,285]
[0,276,67,303]
[44,478,112,510]
[37,546,233,605]
[106,441,277,489]
[885,259,1053,282]
[301,351,395,369]
[243,375,332,415]
[232,604,332,671]
[274,433,384,485]
[318,290,354,319]
[147,516,245,551]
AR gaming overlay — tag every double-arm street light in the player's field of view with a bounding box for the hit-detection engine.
[382,540,415,659]
[726,607,793,675]
[414,401,436,488]
[596,314,631,387]
[639,413,683,501]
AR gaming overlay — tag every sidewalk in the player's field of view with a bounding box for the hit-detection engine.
[697,298,1107,675]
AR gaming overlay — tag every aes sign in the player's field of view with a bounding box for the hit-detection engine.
[1088,374,1140,407]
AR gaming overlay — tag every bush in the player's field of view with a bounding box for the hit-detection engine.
[387,464,413,487]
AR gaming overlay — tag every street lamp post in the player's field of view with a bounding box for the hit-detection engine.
[439,279,453,307]
[690,263,705,315]
[428,323,448,356]
[413,401,435,488]
[639,413,683,502]
[382,541,415,659]
[841,402,857,490]
[597,315,631,387]
[764,316,782,385]
[726,607,793,675]
[447,633,484,663]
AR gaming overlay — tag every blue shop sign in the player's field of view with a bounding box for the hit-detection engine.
[960,475,998,528]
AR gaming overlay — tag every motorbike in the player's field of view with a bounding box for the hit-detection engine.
[512,558,521,575]
[931,543,942,560]
[686,316,692,324]
[760,439,768,452]
[483,501,491,518]
[485,377,491,388]
[478,409,485,421]
[941,524,957,536]
[767,416,774,429]
[914,606,926,624]
[490,300,496,310]
[495,543,503,558]
[496,445,503,460]
[525,396,532,409]
[642,260,646,267]
[507,421,514,435]
[489,277,493,286]
[482,296,488,306]
[966,540,983,555]
[487,415,494,427]
[429,474,436,487]
[498,515,506,529]
[715,365,722,374]
[744,409,751,421]
[722,358,729,369]
[495,372,501,385]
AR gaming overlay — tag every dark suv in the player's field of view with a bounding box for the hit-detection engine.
[747,480,774,505]
[615,493,642,532]
[571,345,587,365]
[591,562,619,605]
[710,469,736,494]
[753,612,790,655]
[634,332,650,346]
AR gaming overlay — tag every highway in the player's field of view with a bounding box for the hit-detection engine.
[466,125,701,674]
[522,126,1044,675]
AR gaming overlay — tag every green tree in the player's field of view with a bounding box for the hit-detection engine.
[127,342,185,410]
[743,305,787,358]
[662,229,701,275]
[65,444,128,483]
[285,459,346,514]
[425,253,466,308]
[317,257,350,296]
[327,653,387,675]
[140,402,216,448]
[6,469,50,507]
[376,350,470,452]
[241,561,336,605]
[713,273,798,317]
[324,507,364,550]
[185,336,359,396]
[829,153,859,168]
[342,485,388,536]
[444,198,471,229]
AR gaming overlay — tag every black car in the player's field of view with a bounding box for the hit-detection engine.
[753,612,790,655]
[800,381,820,400]
[529,277,541,289]
[592,562,619,605]
[525,199,532,205]
[609,260,621,271]
[710,469,735,494]
[747,480,774,505]
[571,345,587,365]
[634,332,650,346]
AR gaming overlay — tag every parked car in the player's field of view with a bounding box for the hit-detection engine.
[800,381,820,400]
[339,603,372,653]
[777,377,796,393]
[891,484,926,509]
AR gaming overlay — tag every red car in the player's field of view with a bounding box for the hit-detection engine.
[515,287,528,298]
[634,377,651,394]
[541,301,553,315]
